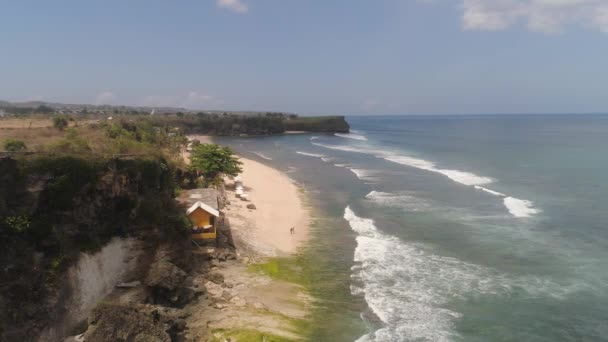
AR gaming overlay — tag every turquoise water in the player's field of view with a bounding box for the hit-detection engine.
[216,114,608,341]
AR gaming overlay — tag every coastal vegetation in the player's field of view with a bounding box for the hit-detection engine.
[0,100,350,135]
[3,138,26,152]
[190,143,243,185]
[0,155,188,340]
[0,115,196,340]
[0,108,352,341]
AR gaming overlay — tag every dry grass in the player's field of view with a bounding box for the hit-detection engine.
[0,117,187,165]
[0,118,54,129]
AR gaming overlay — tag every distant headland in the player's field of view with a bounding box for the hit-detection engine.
[0,100,350,135]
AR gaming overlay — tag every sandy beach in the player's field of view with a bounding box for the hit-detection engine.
[225,157,309,256]
[183,136,312,341]
[185,135,309,256]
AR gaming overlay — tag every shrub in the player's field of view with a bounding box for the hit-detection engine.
[4,215,31,233]
[46,128,91,154]
[53,115,70,130]
[3,138,27,152]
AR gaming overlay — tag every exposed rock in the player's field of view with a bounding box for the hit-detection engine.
[252,302,266,310]
[146,260,187,292]
[246,203,256,210]
[214,249,237,262]
[169,287,197,307]
[230,296,247,307]
[204,281,224,299]
[212,302,225,310]
[83,304,171,342]
[116,281,141,289]
[208,272,224,285]
[63,334,85,342]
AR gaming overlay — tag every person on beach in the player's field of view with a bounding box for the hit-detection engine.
[290,226,295,235]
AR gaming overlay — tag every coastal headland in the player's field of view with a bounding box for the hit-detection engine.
[0,112,335,341]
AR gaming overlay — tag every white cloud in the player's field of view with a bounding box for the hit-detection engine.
[459,0,608,33]
[217,0,248,13]
[95,91,115,105]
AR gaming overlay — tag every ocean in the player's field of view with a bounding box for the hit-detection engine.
[215,114,608,342]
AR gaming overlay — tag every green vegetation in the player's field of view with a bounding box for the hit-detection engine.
[3,138,27,152]
[0,155,189,339]
[190,143,242,185]
[250,257,310,285]
[283,116,350,133]
[209,328,297,342]
[52,115,70,130]
[46,128,91,154]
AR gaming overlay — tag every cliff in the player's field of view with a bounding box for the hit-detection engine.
[138,113,350,136]
[0,156,187,341]
[283,115,350,133]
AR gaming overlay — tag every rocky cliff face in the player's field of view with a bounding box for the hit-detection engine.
[0,156,186,342]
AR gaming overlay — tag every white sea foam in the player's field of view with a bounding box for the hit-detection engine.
[503,197,541,218]
[252,152,272,160]
[365,191,428,212]
[335,132,368,141]
[474,187,541,218]
[312,142,492,186]
[321,157,334,163]
[348,168,380,182]
[474,185,506,197]
[313,141,540,218]
[345,207,568,342]
[295,151,325,158]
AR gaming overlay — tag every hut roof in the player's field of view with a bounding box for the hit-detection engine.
[178,188,219,217]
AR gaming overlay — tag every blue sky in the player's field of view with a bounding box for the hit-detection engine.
[1,0,607,115]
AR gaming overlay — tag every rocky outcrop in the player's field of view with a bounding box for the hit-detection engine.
[82,304,173,342]
[145,258,201,308]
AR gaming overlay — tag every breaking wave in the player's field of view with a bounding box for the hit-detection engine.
[296,151,326,158]
[348,168,380,183]
[365,191,429,212]
[312,142,492,186]
[313,141,539,218]
[345,207,573,342]
[503,197,541,218]
[335,132,368,141]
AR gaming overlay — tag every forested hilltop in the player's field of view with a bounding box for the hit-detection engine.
[0,100,350,135]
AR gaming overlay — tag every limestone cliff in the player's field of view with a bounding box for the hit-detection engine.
[0,156,186,342]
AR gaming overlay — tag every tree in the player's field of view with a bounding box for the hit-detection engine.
[3,138,27,152]
[190,144,242,183]
[53,115,70,130]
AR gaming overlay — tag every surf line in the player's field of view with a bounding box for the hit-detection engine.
[474,186,540,218]
[311,141,540,218]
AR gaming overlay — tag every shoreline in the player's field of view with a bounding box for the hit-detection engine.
[225,157,309,256]
[184,135,313,341]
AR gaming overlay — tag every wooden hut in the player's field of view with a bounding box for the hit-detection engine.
[179,188,220,240]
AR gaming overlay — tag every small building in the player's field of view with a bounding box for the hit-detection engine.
[179,188,220,240]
